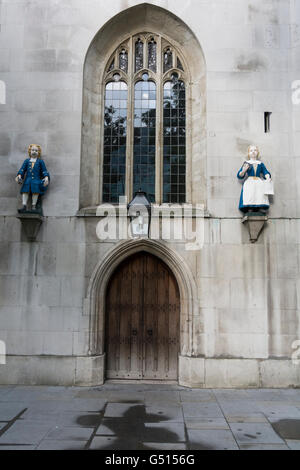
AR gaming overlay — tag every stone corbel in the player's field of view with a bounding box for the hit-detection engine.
[242,214,268,243]
[17,213,44,241]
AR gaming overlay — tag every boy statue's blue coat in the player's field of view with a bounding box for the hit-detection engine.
[17,158,50,195]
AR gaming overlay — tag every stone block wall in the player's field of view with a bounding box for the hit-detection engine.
[0,0,299,386]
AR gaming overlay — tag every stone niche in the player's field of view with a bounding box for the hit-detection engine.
[80,3,207,210]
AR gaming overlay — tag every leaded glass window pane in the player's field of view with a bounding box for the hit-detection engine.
[103,80,128,203]
[119,49,128,72]
[163,48,172,73]
[163,75,186,203]
[103,34,187,204]
[133,75,156,202]
[148,38,157,72]
[135,38,143,72]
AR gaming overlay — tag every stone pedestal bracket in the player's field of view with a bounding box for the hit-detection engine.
[242,214,268,243]
[17,213,44,241]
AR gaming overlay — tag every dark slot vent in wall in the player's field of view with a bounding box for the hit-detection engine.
[264,111,272,133]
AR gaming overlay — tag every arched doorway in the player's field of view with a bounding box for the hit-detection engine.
[105,251,180,381]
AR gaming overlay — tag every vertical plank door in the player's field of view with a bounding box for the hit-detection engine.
[105,252,180,380]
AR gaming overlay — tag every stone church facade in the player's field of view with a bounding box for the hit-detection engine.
[0,0,299,387]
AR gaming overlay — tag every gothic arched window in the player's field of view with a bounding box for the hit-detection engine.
[102,34,187,204]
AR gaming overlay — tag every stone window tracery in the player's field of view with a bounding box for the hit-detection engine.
[102,33,187,204]
[119,49,128,73]
[163,47,173,73]
[148,37,157,73]
[135,38,144,72]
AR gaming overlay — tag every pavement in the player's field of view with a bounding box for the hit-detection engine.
[0,384,300,450]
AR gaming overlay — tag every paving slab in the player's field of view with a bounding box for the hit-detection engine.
[143,422,185,443]
[142,442,187,450]
[286,402,300,408]
[104,392,145,403]
[217,400,259,416]
[285,440,300,450]
[229,422,285,445]
[104,403,144,418]
[0,387,16,399]
[0,403,28,421]
[185,417,229,430]
[0,444,36,450]
[0,422,53,445]
[144,391,180,404]
[36,439,87,450]
[44,425,94,441]
[20,398,106,413]
[96,418,186,444]
[89,436,139,450]
[187,429,239,450]
[180,390,216,403]
[61,398,107,412]
[245,389,291,401]
[19,409,62,422]
[0,385,298,450]
[0,390,60,402]
[74,390,109,399]
[268,417,300,440]
[7,386,68,393]
[182,402,224,418]
[96,418,147,437]
[239,443,289,450]
[213,390,250,401]
[66,411,103,428]
[145,405,184,422]
[256,402,300,419]
[1,386,78,402]
[226,413,268,423]
[276,390,300,402]
[19,409,101,428]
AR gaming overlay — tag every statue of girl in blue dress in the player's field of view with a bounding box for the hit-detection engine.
[237,145,272,214]
[15,144,50,214]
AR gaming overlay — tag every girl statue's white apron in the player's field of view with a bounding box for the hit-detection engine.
[237,159,272,213]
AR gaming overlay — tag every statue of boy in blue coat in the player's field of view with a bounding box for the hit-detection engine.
[15,144,50,214]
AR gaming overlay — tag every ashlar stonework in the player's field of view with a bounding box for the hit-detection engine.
[0,1,299,387]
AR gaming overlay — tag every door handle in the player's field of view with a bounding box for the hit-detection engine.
[147,329,153,336]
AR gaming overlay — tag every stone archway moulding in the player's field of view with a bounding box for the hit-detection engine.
[85,239,199,360]
[80,3,207,210]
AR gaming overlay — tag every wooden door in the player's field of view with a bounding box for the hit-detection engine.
[105,252,180,380]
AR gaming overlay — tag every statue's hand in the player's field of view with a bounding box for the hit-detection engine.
[240,163,249,177]
[15,175,22,184]
[43,176,49,187]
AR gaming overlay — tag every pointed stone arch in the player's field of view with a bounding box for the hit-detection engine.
[85,239,199,372]
[80,2,207,210]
